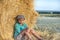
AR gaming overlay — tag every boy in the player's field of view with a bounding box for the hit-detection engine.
[14,15,42,40]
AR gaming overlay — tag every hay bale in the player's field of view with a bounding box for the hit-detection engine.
[0,0,39,40]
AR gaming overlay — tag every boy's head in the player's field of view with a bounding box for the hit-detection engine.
[16,15,25,24]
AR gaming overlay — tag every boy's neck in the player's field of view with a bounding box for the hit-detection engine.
[20,23,24,25]
[17,22,24,25]
[20,23,23,25]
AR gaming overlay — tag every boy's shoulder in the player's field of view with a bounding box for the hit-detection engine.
[15,22,26,25]
[15,22,20,27]
[23,23,27,25]
[15,22,19,25]
[23,23,26,24]
[23,23,28,27]
[15,22,28,27]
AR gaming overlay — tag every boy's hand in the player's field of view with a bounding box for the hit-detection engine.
[26,29,30,33]
[25,28,31,33]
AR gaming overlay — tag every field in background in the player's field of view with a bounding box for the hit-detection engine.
[35,12,60,40]
[36,17,60,32]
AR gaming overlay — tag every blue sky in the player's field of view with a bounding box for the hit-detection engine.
[34,0,60,11]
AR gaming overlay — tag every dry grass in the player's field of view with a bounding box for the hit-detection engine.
[0,0,39,40]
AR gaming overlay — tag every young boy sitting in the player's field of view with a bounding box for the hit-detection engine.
[14,15,42,40]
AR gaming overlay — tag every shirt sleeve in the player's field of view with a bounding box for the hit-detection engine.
[24,23,29,31]
[15,23,20,33]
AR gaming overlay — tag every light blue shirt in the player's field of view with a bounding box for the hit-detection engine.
[14,22,28,38]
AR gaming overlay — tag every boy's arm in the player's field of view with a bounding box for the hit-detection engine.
[21,23,30,32]
[14,24,21,38]
[15,24,21,33]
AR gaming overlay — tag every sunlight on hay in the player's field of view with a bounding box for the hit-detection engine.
[0,0,39,40]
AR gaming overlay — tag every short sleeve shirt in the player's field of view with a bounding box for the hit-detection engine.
[14,22,28,38]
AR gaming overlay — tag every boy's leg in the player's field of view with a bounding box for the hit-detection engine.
[30,29,43,40]
[16,30,25,40]
[17,29,32,40]
[24,31,32,40]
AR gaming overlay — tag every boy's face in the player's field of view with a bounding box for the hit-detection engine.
[18,18,25,24]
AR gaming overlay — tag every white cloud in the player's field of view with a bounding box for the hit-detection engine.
[34,0,60,11]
